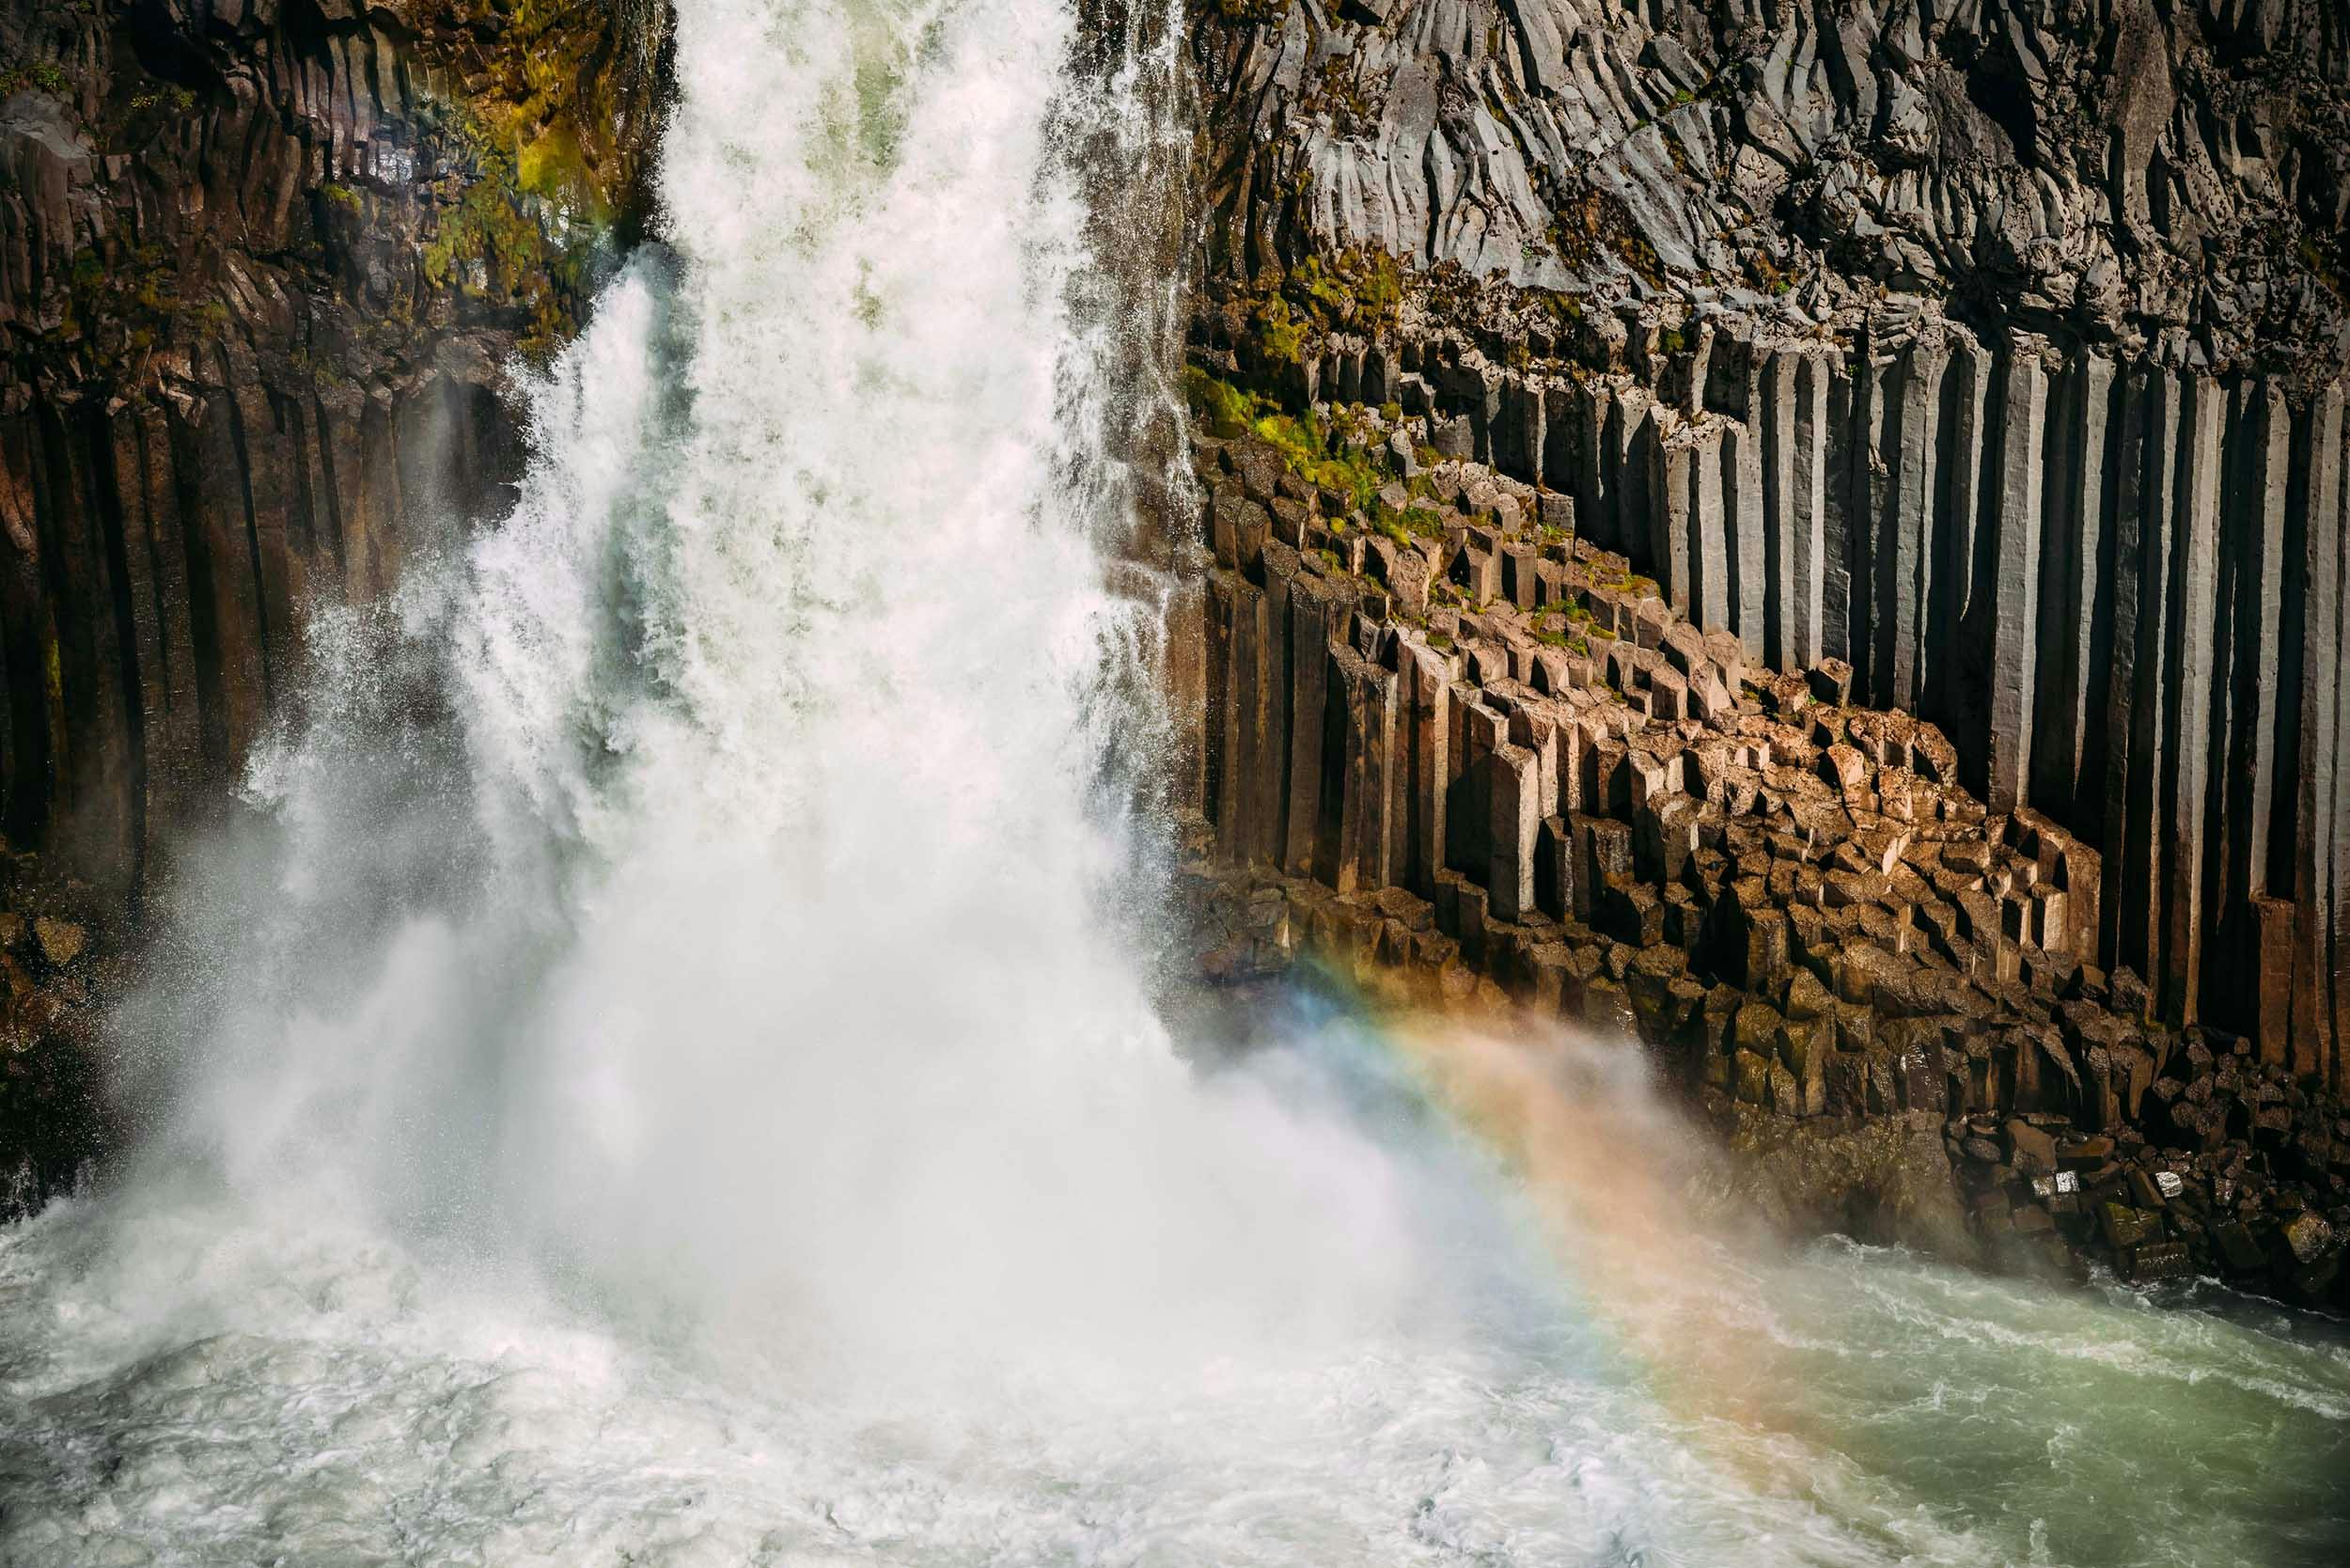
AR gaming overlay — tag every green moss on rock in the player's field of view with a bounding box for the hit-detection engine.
[1184,367,1398,515]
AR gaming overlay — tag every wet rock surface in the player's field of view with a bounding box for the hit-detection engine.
[1173,406,2350,1309]
[0,848,111,1220]
[0,0,664,897]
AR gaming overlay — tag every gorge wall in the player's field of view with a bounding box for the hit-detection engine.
[1182,0,2350,1080]
[0,0,663,1209]
[1189,308,2350,1093]
[1177,399,2350,1297]
[0,0,661,908]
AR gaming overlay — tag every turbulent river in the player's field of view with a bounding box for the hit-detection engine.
[3,1,2348,1563]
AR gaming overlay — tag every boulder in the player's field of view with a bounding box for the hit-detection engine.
[2003,1119,2058,1177]
[33,917,86,969]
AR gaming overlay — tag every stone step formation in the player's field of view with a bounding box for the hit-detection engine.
[1175,392,2350,1306]
[1187,305,2350,1090]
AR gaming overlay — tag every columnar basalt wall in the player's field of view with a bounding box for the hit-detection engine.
[1182,0,2350,1080]
[1187,0,2350,378]
[1178,422,2350,1294]
[0,0,661,902]
[1194,310,2350,1088]
[0,367,517,900]
[0,0,665,1206]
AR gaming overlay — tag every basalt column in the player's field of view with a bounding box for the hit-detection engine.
[0,374,511,902]
[1240,324,2350,1084]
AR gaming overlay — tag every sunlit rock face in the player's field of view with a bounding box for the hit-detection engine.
[1190,0,2348,374]
[1180,0,2350,1101]
[1176,409,2350,1307]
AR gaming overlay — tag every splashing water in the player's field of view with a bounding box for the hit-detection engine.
[1,1,2346,1564]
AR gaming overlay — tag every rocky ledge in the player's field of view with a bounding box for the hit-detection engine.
[1170,381,2350,1309]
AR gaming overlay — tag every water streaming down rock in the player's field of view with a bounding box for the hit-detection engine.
[97,0,1278,1365]
[0,1,2347,1563]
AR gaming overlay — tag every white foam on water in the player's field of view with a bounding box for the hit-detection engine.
[2,1,2347,1564]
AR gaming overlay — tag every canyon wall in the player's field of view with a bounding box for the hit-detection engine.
[1176,412,2349,1295]
[1183,0,2350,1066]
[0,0,662,1207]
[1198,318,2350,1090]
[0,0,660,907]
[1190,0,2347,375]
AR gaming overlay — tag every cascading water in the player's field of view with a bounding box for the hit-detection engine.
[1,2,2346,1564]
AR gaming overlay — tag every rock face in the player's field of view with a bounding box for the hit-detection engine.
[1174,400,2350,1304]
[0,0,662,1211]
[1184,0,2350,1090]
[1191,0,2348,375]
[0,0,661,900]
[0,867,108,1219]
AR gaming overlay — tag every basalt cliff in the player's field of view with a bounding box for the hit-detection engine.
[1173,0,2350,1303]
[0,0,662,1208]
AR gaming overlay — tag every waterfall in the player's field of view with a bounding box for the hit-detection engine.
[96,0,1434,1373]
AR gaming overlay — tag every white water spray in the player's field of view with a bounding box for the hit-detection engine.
[110,0,1438,1377]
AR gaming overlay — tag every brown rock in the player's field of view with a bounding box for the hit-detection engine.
[1820,744,1867,792]
[33,918,86,970]
[2004,1119,2058,1176]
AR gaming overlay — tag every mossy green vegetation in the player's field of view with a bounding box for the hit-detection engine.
[0,59,71,99]
[1184,368,1261,441]
[1533,621,1590,658]
[418,0,665,224]
[51,242,199,372]
[1252,294,1308,366]
[1542,182,1668,289]
[1587,567,1658,599]
[1371,495,1444,549]
[397,0,668,353]
[1184,368,1400,516]
[1250,402,1387,515]
[1230,248,1405,367]
[1291,251,1402,335]
[123,82,196,119]
[420,113,593,354]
